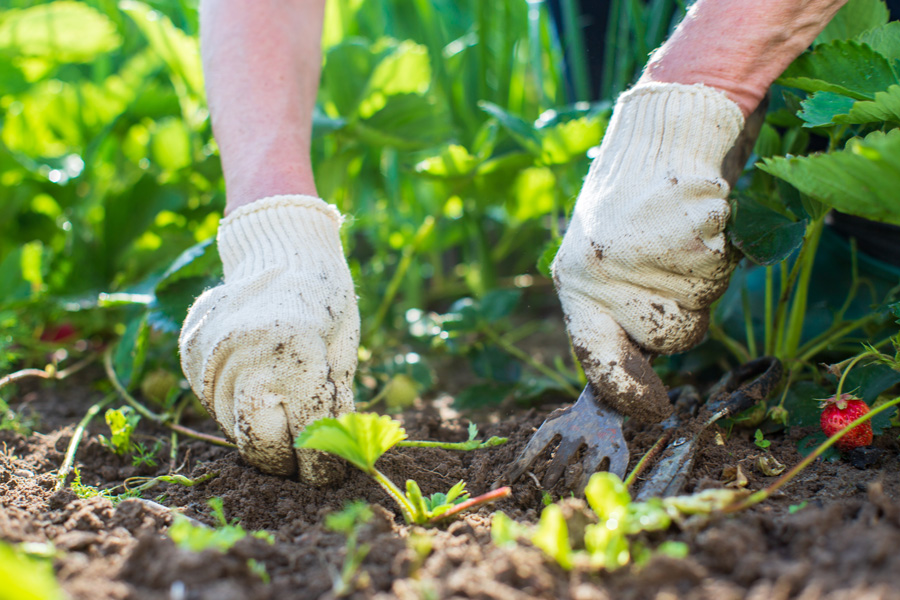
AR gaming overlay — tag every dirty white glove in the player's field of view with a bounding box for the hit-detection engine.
[553,82,744,423]
[179,195,359,482]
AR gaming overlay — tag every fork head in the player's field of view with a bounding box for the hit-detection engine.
[503,385,629,495]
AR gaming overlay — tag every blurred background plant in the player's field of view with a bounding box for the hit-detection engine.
[1,0,898,438]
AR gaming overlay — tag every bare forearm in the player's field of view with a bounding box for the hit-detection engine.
[639,0,849,116]
[200,0,326,213]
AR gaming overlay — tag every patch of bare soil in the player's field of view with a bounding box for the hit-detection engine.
[3,370,900,600]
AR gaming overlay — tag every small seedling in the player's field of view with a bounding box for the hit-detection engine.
[753,429,771,450]
[494,471,749,571]
[325,501,373,596]
[295,413,510,525]
[99,407,140,455]
[168,497,273,553]
[0,541,64,600]
[131,440,162,468]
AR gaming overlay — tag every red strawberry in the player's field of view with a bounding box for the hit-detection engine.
[819,393,873,452]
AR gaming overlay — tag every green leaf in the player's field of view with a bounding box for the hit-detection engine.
[444,480,468,505]
[405,479,429,521]
[836,84,900,124]
[149,238,222,332]
[798,92,856,127]
[728,195,808,266]
[478,101,542,155]
[538,115,606,165]
[479,289,522,321]
[491,512,529,547]
[532,504,574,570]
[325,501,373,535]
[624,499,670,534]
[856,21,900,62]
[584,472,630,521]
[323,40,384,116]
[414,144,480,178]
[779,40,898,100]
[759,129,900,225]
[102,407,139,455]
[150,117,192,171]
[113,314,149,389]
[0,2,120,63]
[0,541,64,600]
[358,40,432,118]
[816,0,889,44]
[294,412,408,473]
[509,167,556,222]
[355,93,450,149]
[537,237,561,279]
[168,513,247,553]
[0,247,34,304]
[782,381,831,428]
[584,524,630,570]
[121,1,204,97]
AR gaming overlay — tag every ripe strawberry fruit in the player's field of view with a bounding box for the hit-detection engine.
[819,393,873,452]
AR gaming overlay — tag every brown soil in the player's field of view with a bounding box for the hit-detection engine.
[4,369,900,600]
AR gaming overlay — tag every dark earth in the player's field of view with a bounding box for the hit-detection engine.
[3,367,900,600]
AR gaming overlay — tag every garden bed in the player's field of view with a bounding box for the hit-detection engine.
[3,370,900,600]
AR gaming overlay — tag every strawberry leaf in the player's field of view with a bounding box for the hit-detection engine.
[294,413,407,473]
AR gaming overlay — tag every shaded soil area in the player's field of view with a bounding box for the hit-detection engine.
[3,369,900,599]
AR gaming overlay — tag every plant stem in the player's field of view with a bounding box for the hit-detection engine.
[0,353,98,393]
[796,312,882,364]
[741,285,757,359]
[372,468,418,524]
[727,394,900,513]
[781,216,825,360]
[397,436,508,451]
[624,430,672,487]
[367,216,436,338]
[56,393,115,491]
[104,346,236,448]
[429,486,512,524]
[482,327,579,397]
[764,266,774,356]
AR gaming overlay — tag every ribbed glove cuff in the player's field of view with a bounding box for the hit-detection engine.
[217,195,347,280]
[587,82,745,184]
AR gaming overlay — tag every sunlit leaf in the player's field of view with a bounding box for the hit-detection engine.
[584,472,630,522]
[0,2,120,63]
[856,21,900,62]
[760,129,900,225]
[120,0,204,97]
[837,84,900,124]
[532,504,574,570]
[779,40,897,100]
[0,541,64,600]
[294,412,408,472]
[816,0,889,45]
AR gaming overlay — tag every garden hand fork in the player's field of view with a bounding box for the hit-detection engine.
[503,384,629,495]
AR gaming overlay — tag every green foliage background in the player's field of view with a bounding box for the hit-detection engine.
[1,0,898,416]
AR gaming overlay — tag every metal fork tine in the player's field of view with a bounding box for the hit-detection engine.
[505,422,560,483]
[541,436,584,489]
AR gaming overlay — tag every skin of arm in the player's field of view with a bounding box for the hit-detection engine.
[200,0,326,214]
[638,0,850,117]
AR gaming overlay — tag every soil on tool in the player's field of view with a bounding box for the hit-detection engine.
[3,369,900,599]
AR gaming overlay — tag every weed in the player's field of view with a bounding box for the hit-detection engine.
[493,472,748,571]
[99,407,140,456]
[325,501,374,596]
[753,429,771,450]
[168,497,273,553]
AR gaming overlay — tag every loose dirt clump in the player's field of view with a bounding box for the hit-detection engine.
[3,372,900,599]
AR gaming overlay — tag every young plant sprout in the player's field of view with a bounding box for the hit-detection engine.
[295,413,510,525]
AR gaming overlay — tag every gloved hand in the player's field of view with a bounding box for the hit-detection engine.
[179,195,359,483]
[552,82,744,423]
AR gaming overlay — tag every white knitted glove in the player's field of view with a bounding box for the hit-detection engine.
[179,195,359,483]
[553,83,744,423]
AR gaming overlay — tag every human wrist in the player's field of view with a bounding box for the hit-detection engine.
[218,195,345,279]
[639,0,849,117]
